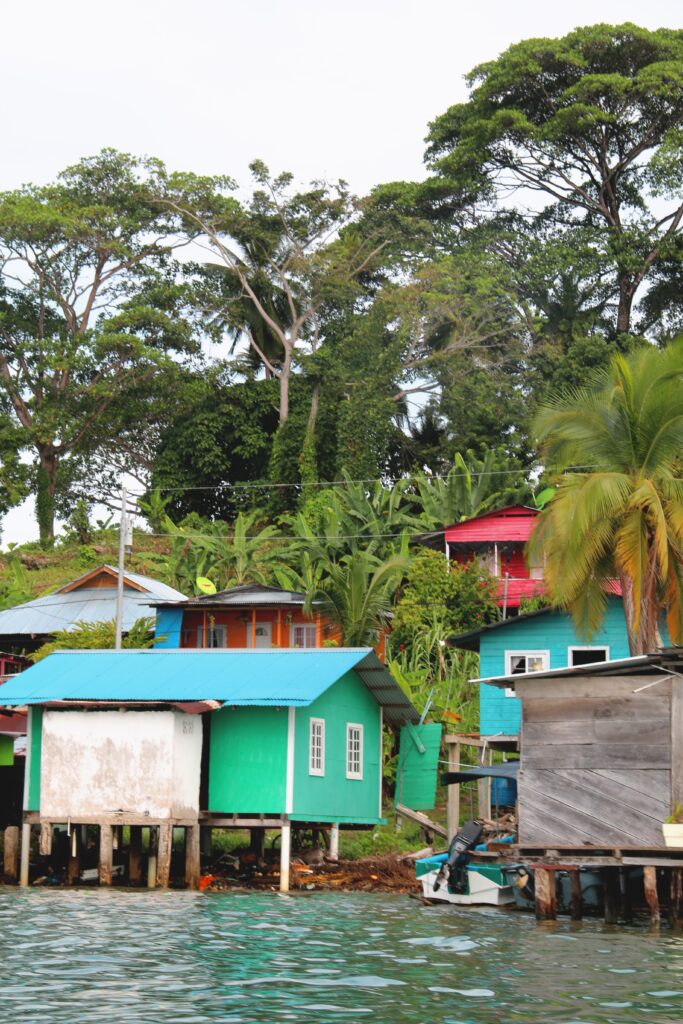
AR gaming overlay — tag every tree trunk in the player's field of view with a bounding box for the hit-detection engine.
[616,276,634,336]
[36,445,58,547]
[279,347,292,425]
[299,381,320,490]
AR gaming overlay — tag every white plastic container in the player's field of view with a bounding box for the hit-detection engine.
[662,823,683,848]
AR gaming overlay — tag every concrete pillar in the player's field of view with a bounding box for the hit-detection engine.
[19,823,31,887]
[329,824,339,861]
[280,822,291,893]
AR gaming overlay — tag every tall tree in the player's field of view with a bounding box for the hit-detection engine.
[528,341,683,656]
[426,24,683,336]
[0,150,195,543]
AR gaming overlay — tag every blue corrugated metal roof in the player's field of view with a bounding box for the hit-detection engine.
[0,648,419,723]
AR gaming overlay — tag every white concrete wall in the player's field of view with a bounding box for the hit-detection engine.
[40,709,203,819]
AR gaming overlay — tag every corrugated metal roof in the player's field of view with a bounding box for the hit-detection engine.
[476,653,654,688]
[0,648,419,724]
[151,582,320,609]
[0,572,186,639]
[445,506,539,544]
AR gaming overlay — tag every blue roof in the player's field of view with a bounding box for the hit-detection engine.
[0,648,418,724]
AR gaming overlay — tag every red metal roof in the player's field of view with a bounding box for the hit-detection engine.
[445,505,540,544]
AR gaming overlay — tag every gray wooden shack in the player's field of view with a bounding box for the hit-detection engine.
[480,650,683,848]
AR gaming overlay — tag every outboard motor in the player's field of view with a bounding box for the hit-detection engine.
[433,820,483,893]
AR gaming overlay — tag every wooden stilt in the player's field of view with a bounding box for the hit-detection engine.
[19,823,31,887]
[446,739,461,841]
[156,823,173,888]
[604,869,620,925]
[147,828,158,889]
[534,867,556,921]
[568,869,582,921]
[67,827,81,884]
[99,824,113,886]
[39,821,53,856]
[329,824,340,861]
[185,825,200,890]
[3,825,19,882]
[200,826,213,858]
[280,822,291,893]
[672,869,683,932]
[249,828,265,859]
[644,866,660,930]
[128,826,142,886]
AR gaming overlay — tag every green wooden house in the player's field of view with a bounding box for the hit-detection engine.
[0,647,420,889]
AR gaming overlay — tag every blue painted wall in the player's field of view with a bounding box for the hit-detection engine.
[479,597,634,736]
[154,607,183,648]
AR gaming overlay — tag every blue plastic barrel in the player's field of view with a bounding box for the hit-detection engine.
[491,777,517,808]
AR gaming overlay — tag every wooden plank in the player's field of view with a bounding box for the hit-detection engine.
[99,825,113,886]
[588,769,670,808]
[671,677,683,811]
[524,743,670,770]
[523,718,669,746]
[520,768,669,844]
[518,781,663,847]
[515,675,671,701]
[156,823,172,888]
[3,825,19,882]
[395,803,447,839]
[524,696,668,723]
[518,800,595,847]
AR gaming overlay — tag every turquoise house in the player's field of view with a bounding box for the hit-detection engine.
[452,597,639,737]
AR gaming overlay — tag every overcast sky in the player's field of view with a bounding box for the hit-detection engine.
[1,0,681,544]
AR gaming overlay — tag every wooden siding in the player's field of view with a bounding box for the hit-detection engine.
[518,692,671,846]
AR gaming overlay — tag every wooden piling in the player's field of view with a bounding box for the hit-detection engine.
[534,867,556,921]
[604,868,620,925]
[3,825,19,882]
[446,738,461,841]
[67,827,81,884]
[19,823,31,887]
[147,828,157,889]
[39,821,53,856]
[643,866,660,929]
[568,869,582,921]
[329,824,340,861]
[99,824,114,886]
[185,825,200,890]
[249,828,265,859]
[200,826,213,858]
[128,826,142,886]
[671,869,683,931]
[156,823,173,888]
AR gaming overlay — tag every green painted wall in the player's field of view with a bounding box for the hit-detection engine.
[291,671,382,825]
[208,706,288,813]
[0,734,13,766]
[27,707,42,811]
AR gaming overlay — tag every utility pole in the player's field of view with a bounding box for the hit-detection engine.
[115,485,127,650]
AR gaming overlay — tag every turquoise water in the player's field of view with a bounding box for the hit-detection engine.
[1,890,683,1023]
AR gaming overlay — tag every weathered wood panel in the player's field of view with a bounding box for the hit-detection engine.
[566,769,670,817]
[593,769,670,805]
[671,677,683,810]
[519,768,668,846]
[523,743,670,770]
[524,696,669,723]
[523,719,670,746]
[516,675,671,701]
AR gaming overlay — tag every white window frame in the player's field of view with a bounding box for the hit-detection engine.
[504,650,549,697]
[309,717,325,776]
[197,623,227,648]
[568,645,609,667]
[290,623,318,648]
[346,723,364,780]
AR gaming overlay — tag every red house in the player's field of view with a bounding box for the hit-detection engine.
[420,505,545,611]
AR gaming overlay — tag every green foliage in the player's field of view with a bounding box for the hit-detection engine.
[413,450,531,528]
[529,339,683,654]
[30,616,158,662]
[391,549,500,650]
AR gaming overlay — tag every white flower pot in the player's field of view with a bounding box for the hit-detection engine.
[662,823,683,848]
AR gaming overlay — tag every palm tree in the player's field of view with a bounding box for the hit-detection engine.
[305,549,409,647]
[413,449,531,528]
[528,342,683,655]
